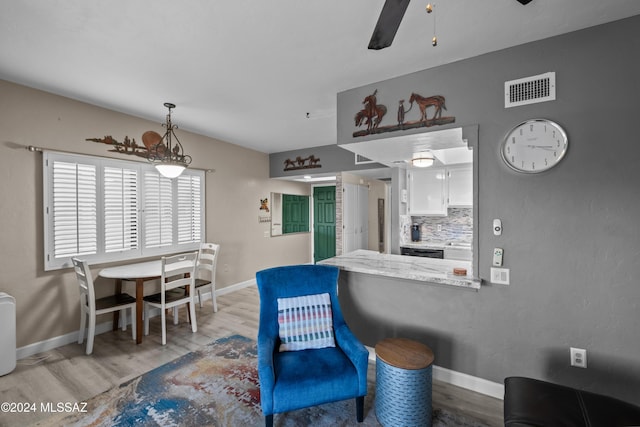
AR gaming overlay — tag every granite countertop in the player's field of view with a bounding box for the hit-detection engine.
[319,250,481,291]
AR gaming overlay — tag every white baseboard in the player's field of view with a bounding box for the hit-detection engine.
[17,321,114,360]
[214,278,256,296]
[432,365,504,400]
[16,279,258,361]
[18,280,505,401]
[365,345,504,400]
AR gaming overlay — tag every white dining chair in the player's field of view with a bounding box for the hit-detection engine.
[143,252,198,345]
[194,243,220,312]
[72,258,137,355]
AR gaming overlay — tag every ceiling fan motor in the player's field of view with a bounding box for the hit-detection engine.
[369,0,533,50]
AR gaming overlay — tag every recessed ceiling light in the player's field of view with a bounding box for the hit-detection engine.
[293,176,337,183]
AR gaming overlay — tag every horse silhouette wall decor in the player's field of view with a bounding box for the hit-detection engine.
[283,155,322,171]
[353,90,455,137]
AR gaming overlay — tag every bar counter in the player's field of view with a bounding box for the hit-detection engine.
[318,250,480,291]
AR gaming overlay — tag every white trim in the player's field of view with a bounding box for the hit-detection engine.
[17,321,110,360]
[432,365,504,400]
[216,278,256,296]
[366,345,377,361]
[16,279,257,360]
[365,345,504,400]
[197,278,257,300]
[16,280,505,401]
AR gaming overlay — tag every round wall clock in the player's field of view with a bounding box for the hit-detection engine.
[500,119,568,173]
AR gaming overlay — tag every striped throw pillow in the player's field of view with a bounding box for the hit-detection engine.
[277,293,335,352]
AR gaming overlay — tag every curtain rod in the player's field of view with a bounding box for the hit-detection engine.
[23,144,215,173]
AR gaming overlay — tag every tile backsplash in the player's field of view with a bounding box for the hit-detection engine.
[401,208,473,245]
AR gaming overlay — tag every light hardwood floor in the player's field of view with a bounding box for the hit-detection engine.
[0,286,503,426]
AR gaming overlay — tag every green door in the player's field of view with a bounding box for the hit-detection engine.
[282,194,309,233]
[313,186,336,263]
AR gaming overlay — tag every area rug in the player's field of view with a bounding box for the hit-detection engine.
[36,335,490,427]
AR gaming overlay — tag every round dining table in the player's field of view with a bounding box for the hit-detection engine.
[99,260,163,344]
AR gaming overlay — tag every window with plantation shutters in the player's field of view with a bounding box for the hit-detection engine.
[44,151,205,270]
[104,166,138,253]
[143,171,174,248]
[177,173,202,244]
[51,160,98,259]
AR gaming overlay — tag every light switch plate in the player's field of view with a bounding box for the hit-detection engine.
[491,267,510,285]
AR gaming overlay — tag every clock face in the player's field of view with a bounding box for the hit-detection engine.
[501,119,568,173]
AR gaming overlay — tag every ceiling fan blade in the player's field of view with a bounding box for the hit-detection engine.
[516,0,533,4]
[368,0,411,50]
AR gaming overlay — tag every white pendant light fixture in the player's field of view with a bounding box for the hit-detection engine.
[155,163,187,179]
[412,151,435,168]
[148,103,192,178]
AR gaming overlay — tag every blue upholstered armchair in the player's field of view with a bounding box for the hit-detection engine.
[255,265,369,427]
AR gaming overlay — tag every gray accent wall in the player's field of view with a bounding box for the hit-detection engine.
[269,143,386,178]
[336,15,640,404]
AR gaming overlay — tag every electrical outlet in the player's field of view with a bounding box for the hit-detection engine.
[491,267,510,285]
[570,347,587,368]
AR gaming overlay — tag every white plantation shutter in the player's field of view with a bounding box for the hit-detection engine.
[44,151,205,270]
[51,160,97,259]
[143,171,174,248]
[177,174,202,244]
[104,166,139,253]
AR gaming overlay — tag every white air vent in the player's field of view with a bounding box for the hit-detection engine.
[505,72,556,108]
[354,153,375,165]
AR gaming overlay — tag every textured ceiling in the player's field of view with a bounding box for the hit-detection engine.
[2,1,640,153]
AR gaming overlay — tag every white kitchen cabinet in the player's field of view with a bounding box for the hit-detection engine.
[343,183,369,253]
[408,164,472,215]
[408,168,447,216]
[447,165,473,207]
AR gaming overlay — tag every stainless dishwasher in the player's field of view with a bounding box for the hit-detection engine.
[400,247,445,258]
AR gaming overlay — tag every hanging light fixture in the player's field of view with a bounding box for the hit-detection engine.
[148,102,192,179]
[412,151,435,168]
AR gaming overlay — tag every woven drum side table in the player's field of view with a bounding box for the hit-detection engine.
[375,337,435,427]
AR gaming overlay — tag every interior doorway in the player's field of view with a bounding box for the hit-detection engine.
[313,185,336,263]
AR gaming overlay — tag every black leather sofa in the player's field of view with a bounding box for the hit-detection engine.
[504,376,640,427]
